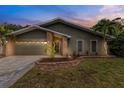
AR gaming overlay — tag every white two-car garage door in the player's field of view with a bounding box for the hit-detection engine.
[15,42,47,55]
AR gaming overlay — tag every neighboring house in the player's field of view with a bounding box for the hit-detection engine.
[5,18,113,56]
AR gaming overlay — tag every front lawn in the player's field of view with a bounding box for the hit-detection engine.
[11,58,124,88]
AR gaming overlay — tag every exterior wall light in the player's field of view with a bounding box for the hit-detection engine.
[15,41,48,44]
[6,41,8,43]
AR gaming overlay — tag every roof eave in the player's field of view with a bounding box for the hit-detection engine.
[38,18,108,38]
[8,25,71,38]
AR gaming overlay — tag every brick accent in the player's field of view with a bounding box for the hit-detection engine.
[5,37,15,56]
[46,32,53,55]
[62,36,68,56]
[35,58,81,71]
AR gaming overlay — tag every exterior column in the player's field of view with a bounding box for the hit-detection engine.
[62,36,68,56]
[104,41,108,56]
[46,32,53,55]
[5,36,15,56]
[101,40,108,56]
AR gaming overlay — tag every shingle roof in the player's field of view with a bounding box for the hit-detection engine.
[8,18,115,39]
[7,25,71,38]
[38,18,115,39]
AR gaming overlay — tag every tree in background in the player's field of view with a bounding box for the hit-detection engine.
[112,17,124,36]
[92,18,123,37]
[0,23,25,55]
[108,32,124,57]
[92,18,124,57]
[112,17,124,25]
[0,23,24,44]
[92,19,116,55]
[0,25,12,55]
[2,23,23,31]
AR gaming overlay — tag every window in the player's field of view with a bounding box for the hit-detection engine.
[77,40,84,55]
[90,40,98,53]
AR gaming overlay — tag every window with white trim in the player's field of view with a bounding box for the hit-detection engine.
[90,40,97,53]
[76,40,84,55]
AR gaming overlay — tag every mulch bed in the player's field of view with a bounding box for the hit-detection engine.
[38,57,75,63]
[0,55,4,58]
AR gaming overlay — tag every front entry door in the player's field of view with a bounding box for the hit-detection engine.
[54,41,61,54]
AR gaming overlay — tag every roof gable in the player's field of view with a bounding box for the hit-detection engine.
[8,25,71,38]
[8,18,115,39]
[39,18,90,31]
[38,18,115,39]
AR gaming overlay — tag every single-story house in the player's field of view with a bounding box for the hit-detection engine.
[5,18,114,56]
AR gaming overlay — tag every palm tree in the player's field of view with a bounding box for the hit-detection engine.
[112,17,124,36]
[112,17,124,24]
[3,23,23,31]
[92,19,123,55]
[0,25,12,56]
[93,19,117,36]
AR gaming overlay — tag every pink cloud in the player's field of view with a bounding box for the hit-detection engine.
[100,5,124,13]
[71,19,96,28]
[77,5,124,27]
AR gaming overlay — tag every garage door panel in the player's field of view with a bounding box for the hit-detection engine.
[15,42,46,55]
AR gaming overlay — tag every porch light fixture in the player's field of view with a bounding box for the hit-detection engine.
[5,40,8,43]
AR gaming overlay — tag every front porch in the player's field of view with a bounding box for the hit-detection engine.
[46,32,69,57]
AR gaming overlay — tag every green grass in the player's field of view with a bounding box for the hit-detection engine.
[11,58,124,88]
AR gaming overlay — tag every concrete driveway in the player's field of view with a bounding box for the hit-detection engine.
[0,56,42,88]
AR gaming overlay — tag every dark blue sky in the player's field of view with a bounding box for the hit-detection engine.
[0,5,124,27]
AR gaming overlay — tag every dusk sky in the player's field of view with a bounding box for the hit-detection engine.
[0,5,124,27]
